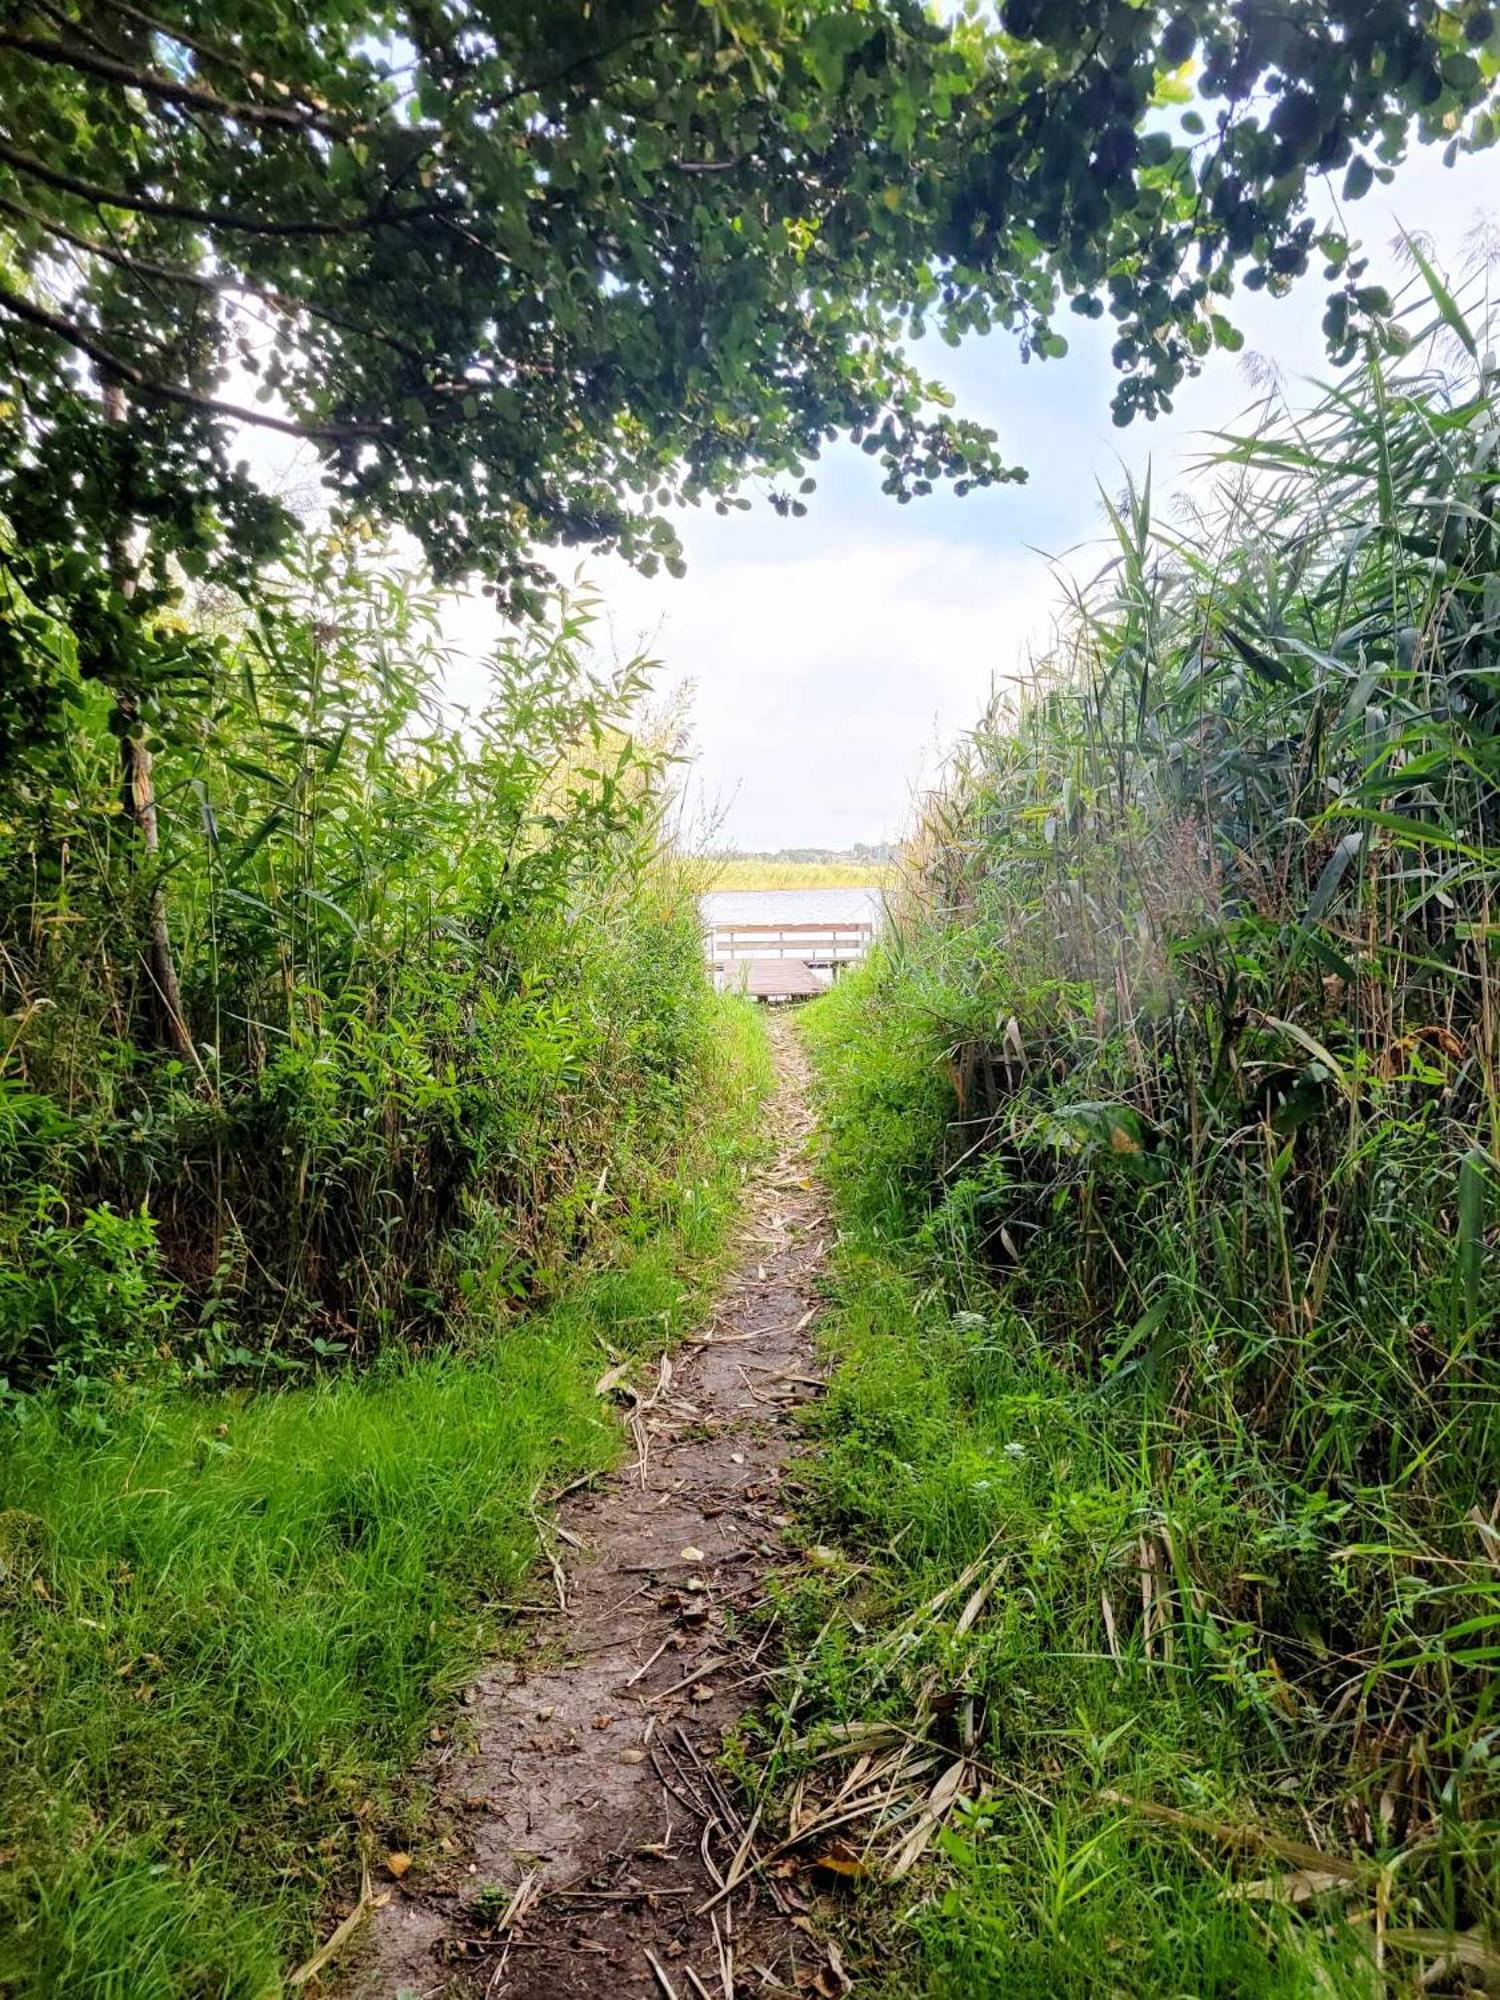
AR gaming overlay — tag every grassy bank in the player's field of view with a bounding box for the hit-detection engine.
[791,983,1383,1996]
[702,858,892,891]
[769,276,1500,1997]
[0,997,769,1998]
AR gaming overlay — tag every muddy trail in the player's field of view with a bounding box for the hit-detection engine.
[349,1015,829,1999]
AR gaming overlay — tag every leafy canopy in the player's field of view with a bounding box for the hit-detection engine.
[1,0,1497,611]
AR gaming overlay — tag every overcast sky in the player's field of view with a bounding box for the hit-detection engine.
[253,145,1499,853]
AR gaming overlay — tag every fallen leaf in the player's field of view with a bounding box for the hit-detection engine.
[689,1683,714,1703]
[385,1852,412,1879]
[619,1747,647,1765]
[811,1838,871,1880]
[1226,1869,1351,1905]
[679,1546,705,1564]
[592,1714,614,1730]
[804,1545,840,1569]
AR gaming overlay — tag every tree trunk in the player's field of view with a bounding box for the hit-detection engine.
[102,380,197,1067]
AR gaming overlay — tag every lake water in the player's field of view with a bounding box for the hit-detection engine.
[700,886,885,928]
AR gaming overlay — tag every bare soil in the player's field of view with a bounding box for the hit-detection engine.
[346,1016,828,1999]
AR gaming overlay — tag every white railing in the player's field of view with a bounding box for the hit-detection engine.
[704,920,874,968]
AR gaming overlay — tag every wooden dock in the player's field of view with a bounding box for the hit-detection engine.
[723,957,826,1001]
[706,919,875,1003]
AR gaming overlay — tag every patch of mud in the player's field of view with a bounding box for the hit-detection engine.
[345,1016,828,1998]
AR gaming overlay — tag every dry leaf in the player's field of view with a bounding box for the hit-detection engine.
[1226,1869,1350,1905]
[594,1361,632,1398]
[679,1545,705,1564]
[811,1838,871,1881]
[385,1851,412,1879]
[889,1758,969,1880]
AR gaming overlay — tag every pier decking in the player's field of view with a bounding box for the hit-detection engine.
[706,919,875,1002]
[724,957,826,1000]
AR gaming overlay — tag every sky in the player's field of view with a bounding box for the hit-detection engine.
[250,146,1499,853]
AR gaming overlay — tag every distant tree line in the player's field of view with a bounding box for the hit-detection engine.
[717,843,896,863]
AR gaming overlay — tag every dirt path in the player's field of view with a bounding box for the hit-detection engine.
[349,1016,827,1999]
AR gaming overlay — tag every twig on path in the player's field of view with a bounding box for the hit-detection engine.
[646,1946,681,1998]
[674,1725,791,1916]
[625,1631,676,1686]
[527,1499,569,1611]
[545,1469,606,1505]
[747,1367,826,1391]
[711,1906,735,1999]
[651,1654,729,1702]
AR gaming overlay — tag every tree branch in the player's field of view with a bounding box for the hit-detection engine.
[0,135,438,236]
[0,27,351,136]
[91,0,346,121]
[0,192,438,366]
[0,275,394,441]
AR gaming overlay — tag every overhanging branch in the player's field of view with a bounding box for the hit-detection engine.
[0,26,350,136]
[0,275,394,442]
[0,136,438,236]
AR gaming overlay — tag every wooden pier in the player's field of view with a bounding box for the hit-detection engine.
[706,920,875,1003]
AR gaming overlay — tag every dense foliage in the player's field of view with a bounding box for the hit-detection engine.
[795,268,1500,1992]
[0,521,776,1994]
[2,0,1498,615]
[0,543,714,1404]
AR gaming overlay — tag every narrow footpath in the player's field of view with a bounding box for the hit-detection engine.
[350,1016,828,1999]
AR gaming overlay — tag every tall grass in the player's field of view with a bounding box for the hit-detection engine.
[791,260,1500,1993]
[1,535,711,1400]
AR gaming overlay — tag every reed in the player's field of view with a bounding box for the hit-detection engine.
[791,253,1500,1993]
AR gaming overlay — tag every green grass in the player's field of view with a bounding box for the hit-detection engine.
[0,997,771,2000]
[771,957,1495,1996]
[772,1237,1365,1996]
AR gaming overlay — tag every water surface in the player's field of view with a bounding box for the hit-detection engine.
[700,886,884,928]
